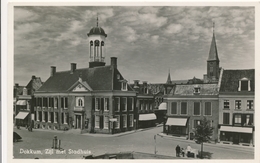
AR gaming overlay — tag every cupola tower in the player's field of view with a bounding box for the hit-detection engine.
[88,16,107,68]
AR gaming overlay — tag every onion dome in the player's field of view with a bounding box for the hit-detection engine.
[87,15,107,37]
[87,27,107,37]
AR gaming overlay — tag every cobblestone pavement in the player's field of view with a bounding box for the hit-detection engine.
[13,126,254,159]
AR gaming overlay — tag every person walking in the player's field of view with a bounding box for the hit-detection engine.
[175,145,181,157]
[181,148,185,157]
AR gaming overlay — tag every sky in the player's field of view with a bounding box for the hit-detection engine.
[14,6,255,85]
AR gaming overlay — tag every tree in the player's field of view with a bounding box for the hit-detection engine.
[194,117,213,159]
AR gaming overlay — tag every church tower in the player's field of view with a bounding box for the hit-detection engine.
[87,16,107,68]
[207,22,220,82]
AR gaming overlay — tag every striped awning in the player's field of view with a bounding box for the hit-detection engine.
[220,126,253,134]
[16,100,27,106]
[139,113,156,121]
[15,112,29,119]
[166,118,188,126]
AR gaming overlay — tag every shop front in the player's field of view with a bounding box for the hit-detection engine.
[219,126,253,146]
[138,113,157,128]
[165,117,188,137]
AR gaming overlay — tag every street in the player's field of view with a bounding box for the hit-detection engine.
[13,126,254,159]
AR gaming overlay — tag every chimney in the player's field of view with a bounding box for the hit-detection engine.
[15,83,19,87]
[50,66,56,77]
[32,75,36,80]
[143,81,147,87]
[111,57,117,69]
[70,63,77,74]
[133,80,140,88]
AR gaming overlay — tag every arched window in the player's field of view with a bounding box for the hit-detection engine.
[78,99,83,106]
[101,41,104,46]
[90,41,93,46]
[95,40,99,46]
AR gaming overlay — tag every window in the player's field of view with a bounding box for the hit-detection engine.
[150,101,153,110]
[37,111,39,121]
[244,114,253,126]
[247,100,253,110]
[104,116,109,129]
[140,101,144,110]
[128,97,134,111]
[115,115,120,129]
[104,98,109,111]
[54,112,58,123]
[43,97,47,107]
[129,114,134,127]
[146,102,149,111]
[48,112,51,122]
[115,98,120,112]
[65,97,68,108]
[42,111,45,122]
[122,98,127,111]
[54,98,58,108]
[121,81,128,91]
[61,98,64,108]
[235,100,241,110]
[64,113,68,124]
[194,120,201,128]
[239,78,251,91]
[223,113,230,124]
[76,97,84,107]
[181,102,187,115]
[194,86,200,94]
[123,115,127,128]
[224,100,229,109]
[117,74,120,79]
[171,102,177,114]
[204,102,212,116]
[234,114,242,124]
[193,102,200,115]
[95,98,100,111]
[95,115,100,128]
[241,81,248,91]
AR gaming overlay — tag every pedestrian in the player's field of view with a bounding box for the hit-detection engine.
[175,145,180,157]
[186,144,192,157]
[181,148,185,157]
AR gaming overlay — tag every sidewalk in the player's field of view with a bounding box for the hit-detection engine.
[14,125,162,138]
[157,133,254,151]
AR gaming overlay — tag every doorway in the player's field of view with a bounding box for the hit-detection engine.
[75,115,82,129]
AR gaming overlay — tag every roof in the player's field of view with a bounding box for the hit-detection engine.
[26,76,43,94]
[87,27,107,37]
[174,83,218,96]
[129,83,154,95]
[208,33,219,61]
[171,80,188,84]
[37,65,133,92]
[219,69,255,93]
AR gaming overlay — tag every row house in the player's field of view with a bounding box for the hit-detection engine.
[14,76,43,127]
[164,83,219,141]
[131,80,156,128]
[33,23,137,134]
[218,69,255,146]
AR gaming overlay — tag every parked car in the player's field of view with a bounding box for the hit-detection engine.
[13,132,22,142]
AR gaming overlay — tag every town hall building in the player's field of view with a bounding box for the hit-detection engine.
[33,20,137,134]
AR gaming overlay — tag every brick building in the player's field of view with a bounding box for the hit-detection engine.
[33,21,137,134]
[218,69,254,146]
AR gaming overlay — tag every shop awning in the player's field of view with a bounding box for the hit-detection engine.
[158,102,167,110]
[166,118,188,126]
[139,113,157,121]
[15,112,29,119]
[16,100,27,106]
[220,126,253,134]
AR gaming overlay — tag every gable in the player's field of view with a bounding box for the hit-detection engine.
[72,83,89,92]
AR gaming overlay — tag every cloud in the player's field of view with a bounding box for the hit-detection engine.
[14,7,39,22]
[164,23,183,34]
[139,6,160,14]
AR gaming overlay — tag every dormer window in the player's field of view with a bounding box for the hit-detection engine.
[238,78,251,91]
[193,85,200,94]
[121,80,128,91]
